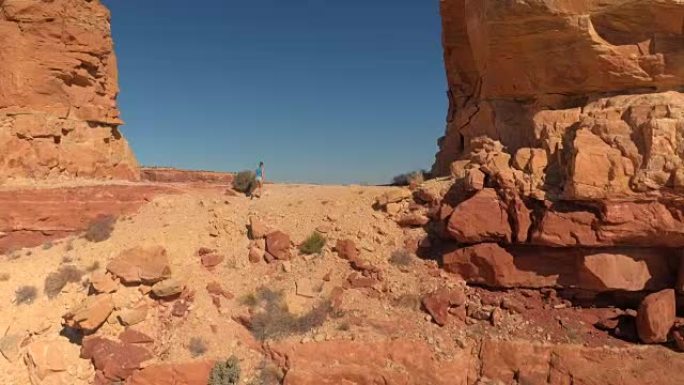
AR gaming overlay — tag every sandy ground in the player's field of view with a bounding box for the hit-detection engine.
[0,183,660,384]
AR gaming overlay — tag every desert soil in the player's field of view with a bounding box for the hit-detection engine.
[0,182,674,384]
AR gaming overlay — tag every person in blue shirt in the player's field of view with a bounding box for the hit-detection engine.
[254,161,265,198]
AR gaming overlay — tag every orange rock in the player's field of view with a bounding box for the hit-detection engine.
[446,188,511,243]
[62,294,114,332]
[107,246,171,284]
[334,239,359,261]
[422,287,466,326]
[266,231,292,260]
[636,289,676,344]
[267,340,471,385]
[0,0,139,182]
[126,360,214,385]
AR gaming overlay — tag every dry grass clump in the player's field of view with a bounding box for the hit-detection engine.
[188,337,208,357]
[0,272,10,281]
[44,265,84,299]
[84,215,116,242]
[389,249,413,267]
[299,232,326,255]
[15,285,37,305]
[248,361,284,385]
[209,356,241,385]
[85,261,101,272]
[243,287,332,340]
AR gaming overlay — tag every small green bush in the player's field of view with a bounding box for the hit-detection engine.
[209,356,241,385]
[299,232,326,255]
[44,265,84,299]
[84,215,116,242]
[15,285,37,305]
[233,170,256,194]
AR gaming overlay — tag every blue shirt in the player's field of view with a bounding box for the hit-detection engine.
[256,167,263,178]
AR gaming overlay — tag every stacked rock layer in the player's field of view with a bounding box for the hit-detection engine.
[0,0,138,182]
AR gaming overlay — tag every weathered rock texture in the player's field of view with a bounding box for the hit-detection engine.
[0,0,138,182]
[428,0,684,331]
[140,168,234,184]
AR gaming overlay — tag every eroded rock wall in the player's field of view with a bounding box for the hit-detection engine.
[0,0,139,182]
[427,0,684,300]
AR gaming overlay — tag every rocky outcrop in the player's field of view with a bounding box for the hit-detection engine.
[427,0,684,346]
[434,0,684,184]
[0,0,138,182]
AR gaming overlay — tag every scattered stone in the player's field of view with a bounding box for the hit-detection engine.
[249,247,265,263]
[673,327,684,352]
[200,253,224,268]
[346,273,377,289]
[335,239,359,261]
[90,272,118,294]
[81,337,152,381]
[107,246,171,284]
[25,339,71,385]
[266,231,292,260]
[172,301,190,317]
[396,213,430,227]
[491,307,504,326]
[119,329,154,345]
[196,247,215,256]
[636,289,676,344]
[281,260,292,273]
[296,278,317,298]
[126,360,214,385]
[421,287,466,326]
[151,278,185,298]
[467,305,492,322]
[249,216,270,239]
[385,202,401,215]
[375,189,412,207]
[117,305,148,326]
[316,224,332,234]
[206,282,233,299]
[62,294,114,332]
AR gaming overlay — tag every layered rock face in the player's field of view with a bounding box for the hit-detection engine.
[0,0,138,182]
[430,1,684,309]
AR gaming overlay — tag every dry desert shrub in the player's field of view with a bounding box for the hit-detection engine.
[188,337,208,357]
[0,272,10,281]
[44,265,84,299]
[209,356,241,385]
[85,261,101,272]
[392,170,428,186]
[233,170,256,194]
[15,285,37,305]
[299,232,326,255]
[42,241,54,250]
[244,287,332,340]
[248,361,284,385]
[389,249,413,267]
[84,215,116,242]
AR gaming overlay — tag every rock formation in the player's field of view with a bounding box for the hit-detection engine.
[0,0,138,182]
[423,0,684,342]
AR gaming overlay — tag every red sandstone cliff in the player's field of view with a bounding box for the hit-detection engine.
[0,0,138,182]
[417,0,684,332]
[434,0,684,202]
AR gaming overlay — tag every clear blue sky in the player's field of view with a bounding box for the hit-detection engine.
[102,0,446,185]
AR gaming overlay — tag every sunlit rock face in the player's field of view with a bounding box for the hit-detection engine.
[433,0,684,201]
[0,0,139,182]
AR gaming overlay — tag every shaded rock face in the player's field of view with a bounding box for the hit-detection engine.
[0,0,139,182]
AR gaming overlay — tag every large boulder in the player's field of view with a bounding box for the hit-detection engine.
[446,188,511,243]
[107,246,171,284]
[266,231,292,260]
[443,243,553,288]
[24,339,76,385]
[81,337,152,381]
[636,289,676,344]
